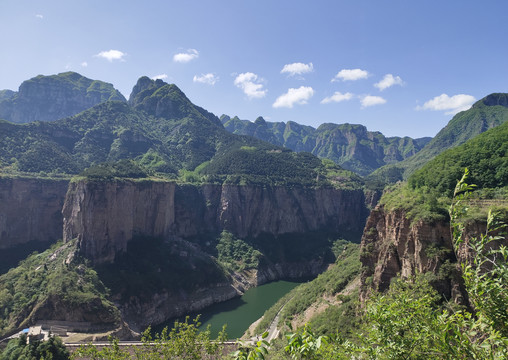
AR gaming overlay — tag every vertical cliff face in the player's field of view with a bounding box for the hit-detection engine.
[60,179,369,330]
[217,185,366,238]
[0,177,69,249]
[63,180,176,264]
[63,179,368,264]
[359,205,465,303]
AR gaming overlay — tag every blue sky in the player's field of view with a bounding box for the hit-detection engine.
[1,1,508,138]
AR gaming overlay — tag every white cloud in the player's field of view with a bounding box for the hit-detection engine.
[35,14,43,19]
[95,49,126,62]
[273,86,314,108]
[416,94,476,115]
[321,92,354,104]
[374,74,404,91]
[151,74,168,80]
[280,62,314,77]
[234,72,267,99]
[193,73,219,85]
[332,68,369,82]
[173,49,199,63]
[361,95,387,107]
[81,62,88,67]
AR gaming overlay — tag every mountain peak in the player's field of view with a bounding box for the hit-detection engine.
[128,76,190,118]
[128,76,171,102]
[474,93,508,108]
[0,72,125,123]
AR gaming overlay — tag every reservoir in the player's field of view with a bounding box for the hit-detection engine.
[159,280,301,339]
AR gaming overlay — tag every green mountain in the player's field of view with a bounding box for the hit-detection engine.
[408,120,508,196]
[380,118,508,223]
[0,76,259,175]
[368,93,508,186]
[221,115,431,176]
[0,72,125,124]
[0,76,360,188]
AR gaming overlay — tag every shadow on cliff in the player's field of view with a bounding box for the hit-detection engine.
[0,240,56,275]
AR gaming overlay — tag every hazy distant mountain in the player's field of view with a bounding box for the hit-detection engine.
[0,71,125,123]
[221,115,431,176]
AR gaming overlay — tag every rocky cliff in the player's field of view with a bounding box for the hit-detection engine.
[359,205,466,303]
[63,179,368,264]
[61,178,369,330]
[63,180,176,264]
[0,72,125,123]
[0,177,69,249]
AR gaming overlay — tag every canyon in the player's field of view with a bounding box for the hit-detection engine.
[0,176,369,332]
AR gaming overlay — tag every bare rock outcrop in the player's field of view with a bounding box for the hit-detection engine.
[359,205,465,303]
[63,180,176,264]
[0,177,69,249]
[63,179,369,265]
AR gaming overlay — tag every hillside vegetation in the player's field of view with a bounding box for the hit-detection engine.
[222,115,430,176]
[252,240,361,337]
[368,93,508,187]
[0,241,119,337]
[0,76,361,189]
[380,120,508,222]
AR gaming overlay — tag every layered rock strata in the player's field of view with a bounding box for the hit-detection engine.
[63,179,368,265]
[359,205,465,303]
[0,177,69,248]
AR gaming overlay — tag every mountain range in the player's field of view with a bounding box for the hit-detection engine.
[221,115,431,176]
[0,71,507,343]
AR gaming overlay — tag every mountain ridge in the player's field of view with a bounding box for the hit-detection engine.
[368,93,508,184]
[0,72,125,124]
[221,115,431,176]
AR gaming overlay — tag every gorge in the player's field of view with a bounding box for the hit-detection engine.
[0,72,507,344]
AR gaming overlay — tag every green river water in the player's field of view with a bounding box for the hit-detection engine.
[159,280,301,339]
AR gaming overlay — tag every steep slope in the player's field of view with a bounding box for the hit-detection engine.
[0,74,369,336]
[0,77,301,176]
[0,240,121,337]
[221,115,430,176]
[0,72,125,123]
[368,93,508,184]
[0,177,69,274]
[360,120,508,303]
[247,241,361,338]
[61,177,368,330]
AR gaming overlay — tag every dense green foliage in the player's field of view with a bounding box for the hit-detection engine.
[216,231,263,272]
[368,93,508,186]
[409,121,508,196]
[198,147,362,188]
[73,317,227,360]
[379,182,450,222]
[222,115,430,176]
[79,159,149,180]
[0,76,361,189]
[450,171,508,337]
[0,241,119,337]
[1,334,69,360]
[378,112,508,221]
